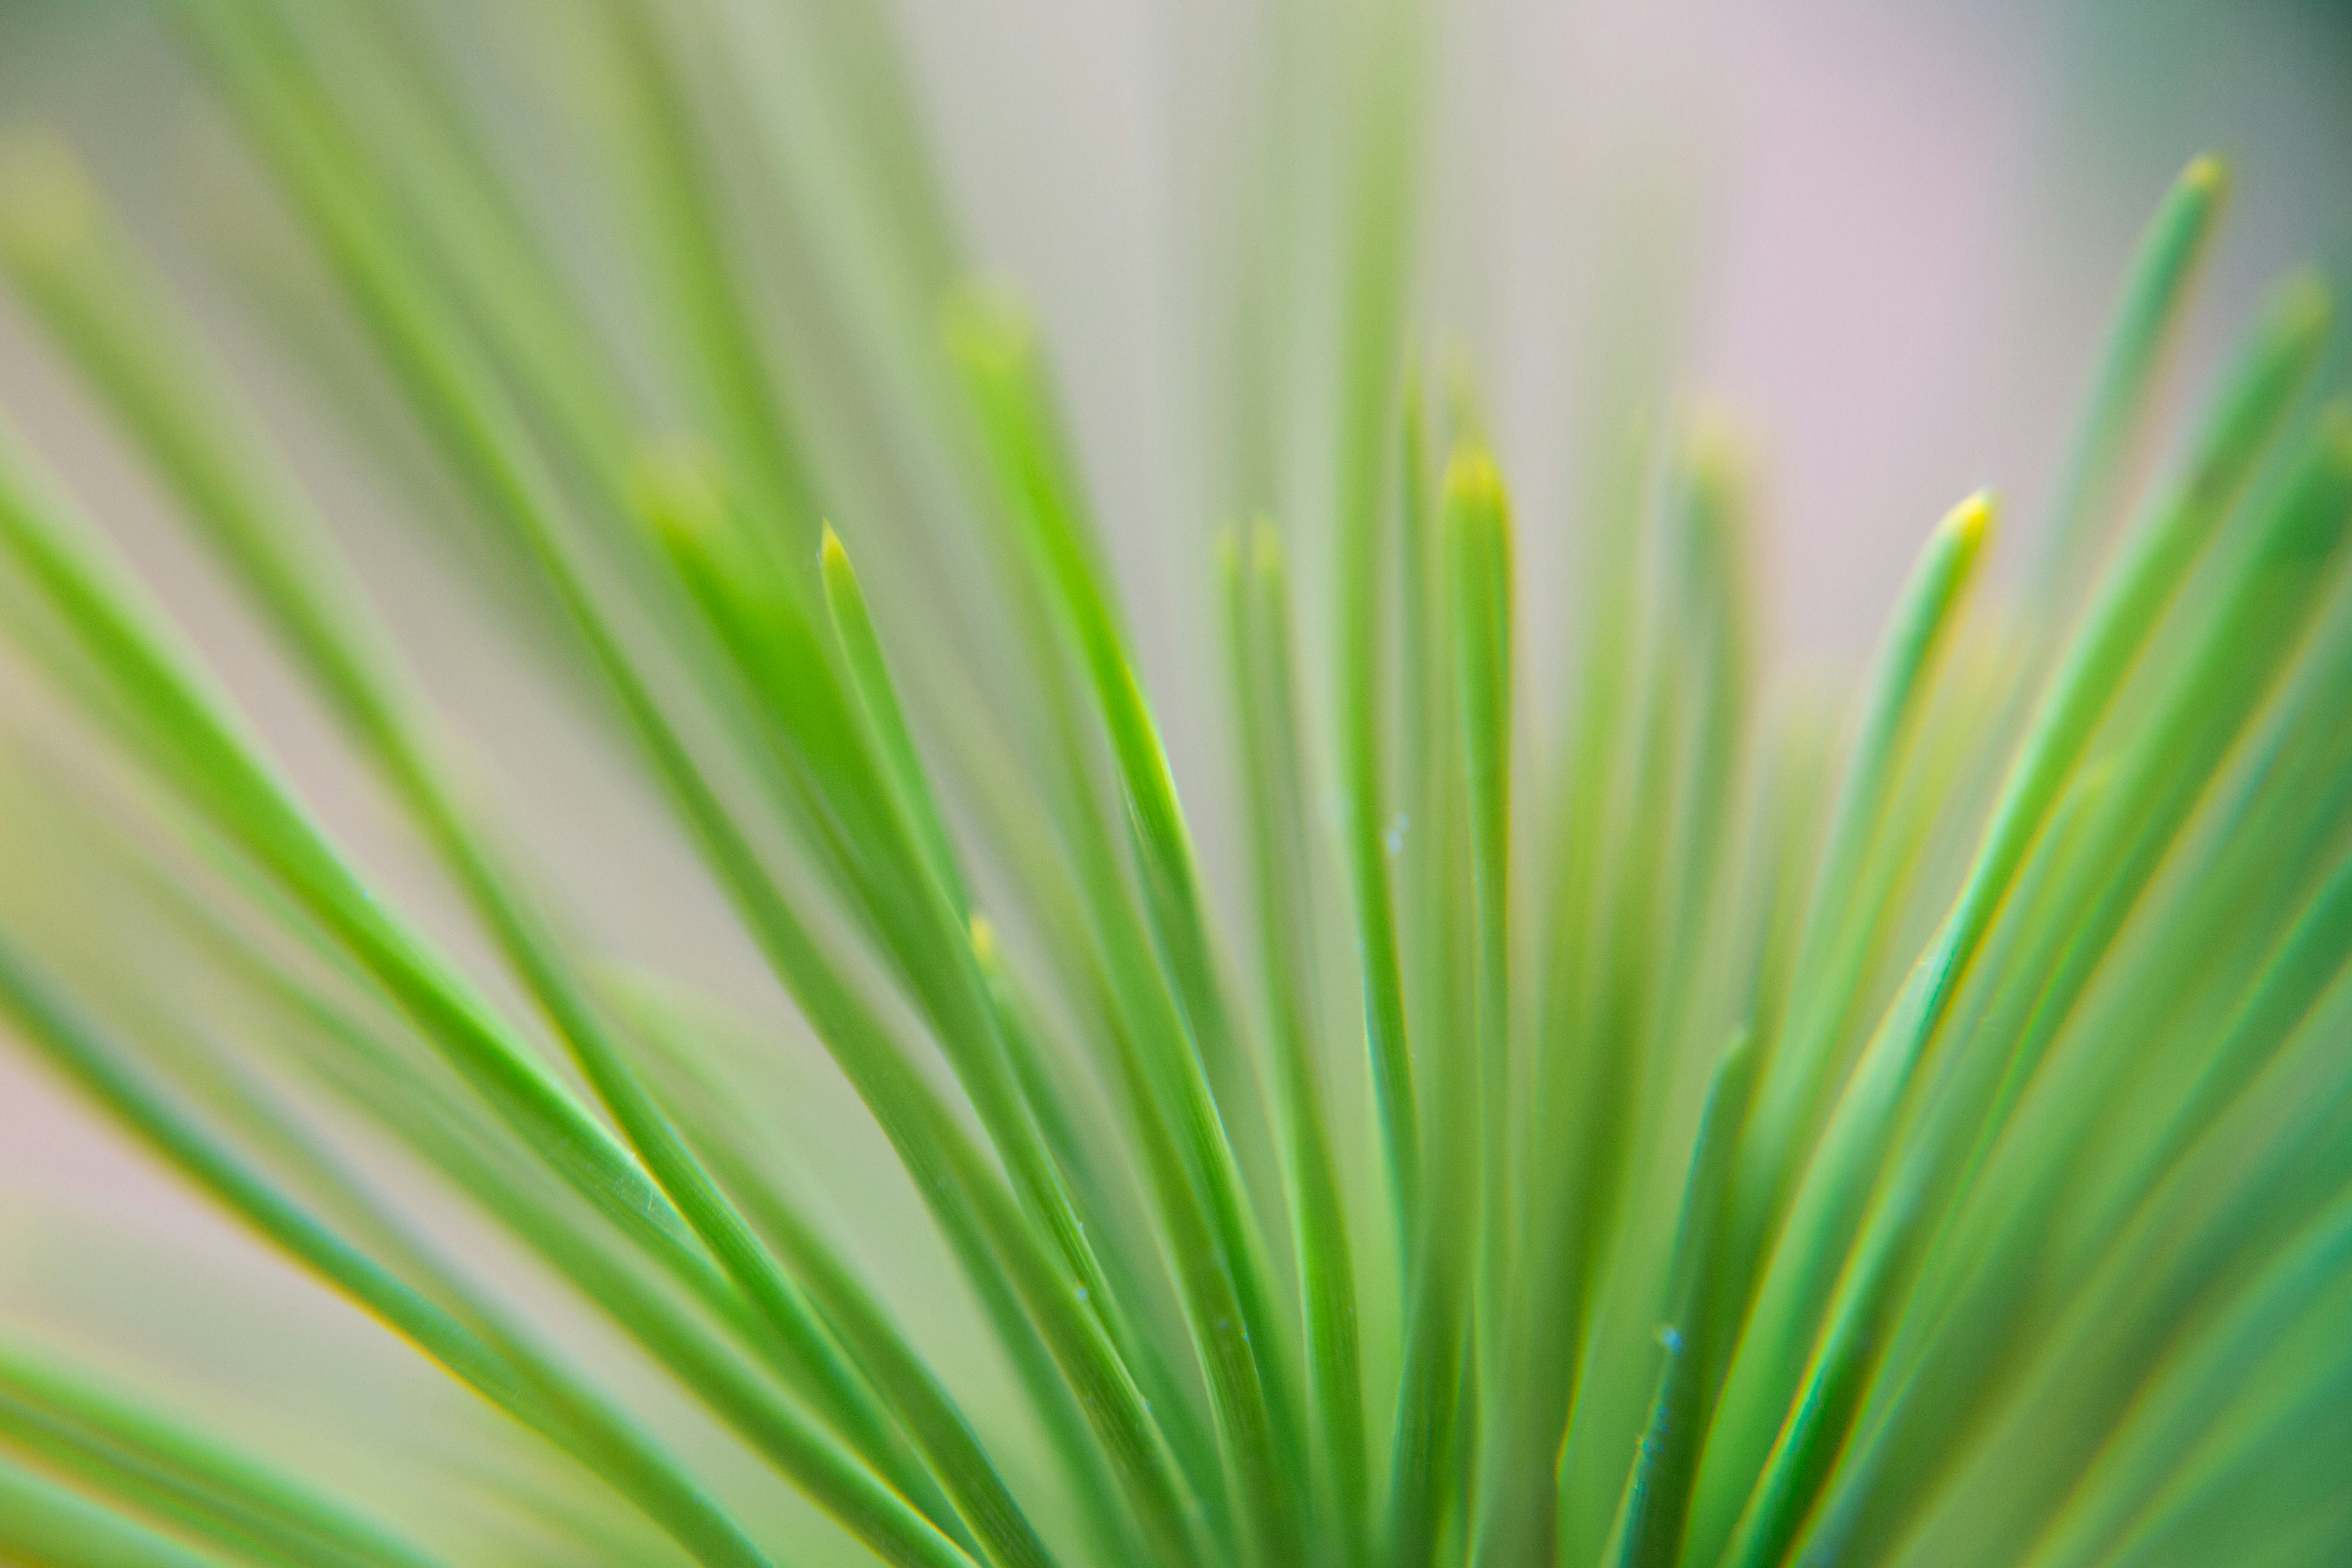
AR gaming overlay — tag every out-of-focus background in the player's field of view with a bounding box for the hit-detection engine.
[9,2,2352,644]
[0,0,2347,1300]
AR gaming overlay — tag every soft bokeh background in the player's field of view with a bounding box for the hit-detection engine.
[0,0,2348,1371]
